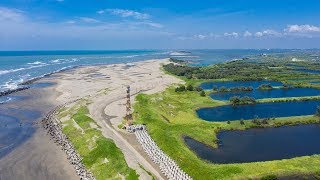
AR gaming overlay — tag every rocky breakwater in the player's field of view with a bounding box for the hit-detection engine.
[42,99,95,180]
[128,125,192,180]
[0,87,30,97]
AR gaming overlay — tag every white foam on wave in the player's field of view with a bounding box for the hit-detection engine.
[170,52,191,56]
[0,64,48,76]
[27,61,46,65]
[0,97,12,104]
[51,59,65,63]
[1,78,24,90]
[170,55,200,58]
[0,68,26,75]
[123,55,140,58]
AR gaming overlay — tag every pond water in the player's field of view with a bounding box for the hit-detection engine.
[184,124,320,163]
[197,100,320,121]
[200,81,283,90]
[295,69,320,74]
[209,88,320,101]
[29,82,55,89]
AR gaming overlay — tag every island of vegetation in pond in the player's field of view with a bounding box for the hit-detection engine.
[184,124,320,164]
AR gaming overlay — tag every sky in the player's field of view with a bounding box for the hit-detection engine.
[0,0,320,50]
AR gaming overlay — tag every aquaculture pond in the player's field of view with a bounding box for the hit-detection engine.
[209,87,320,101]
[200,80,283,90]
[295,69,320,74]
[196,100,320,121]
[184,124,320,163]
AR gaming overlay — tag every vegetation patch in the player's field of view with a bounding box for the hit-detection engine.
[59,104,139,180]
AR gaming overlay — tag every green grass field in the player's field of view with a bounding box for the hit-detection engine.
[133,86,320,179]
[59,103,139,180]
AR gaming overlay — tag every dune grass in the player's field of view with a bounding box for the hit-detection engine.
[133,86,320,179]
[60,105,139,180]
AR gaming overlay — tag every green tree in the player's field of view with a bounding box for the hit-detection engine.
[200,90,206,97]
[186,84,194,91]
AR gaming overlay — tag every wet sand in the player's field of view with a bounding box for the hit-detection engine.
[0,83,77,180]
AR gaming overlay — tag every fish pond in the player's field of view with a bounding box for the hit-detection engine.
[184,124,320,163]
[196,100,320,121]
[200,80,283,90]
[209,87,320,101]
[294,69,320,74]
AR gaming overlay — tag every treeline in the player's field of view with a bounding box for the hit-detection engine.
[162,60,275,80]
[229,96,256,105]
[213,86,253,92]
[163,63,199,79]
[169,58,186,63]
[175,85,206,96]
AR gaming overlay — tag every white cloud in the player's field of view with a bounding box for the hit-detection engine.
[194,34,206,39]
[65,20,76,24]
[285,24,320,33]
[0,7,25,22]
[97,10,105,15]
[224,32,238,38]
[142,22,163,28]
[56,0,64,2]
[79,17,100,23]
[243,31,252,37]
[255,32,263,37]
[255,29,281,37]
[103,9,151,20]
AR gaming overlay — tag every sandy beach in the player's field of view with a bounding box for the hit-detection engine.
[50,58,182,179]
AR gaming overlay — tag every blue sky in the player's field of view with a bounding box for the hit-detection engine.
[0,0,320,50]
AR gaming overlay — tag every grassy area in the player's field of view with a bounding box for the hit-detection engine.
[59,103,139,180]
[133,86,320,179]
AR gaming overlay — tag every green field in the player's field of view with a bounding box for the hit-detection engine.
[133,84,320,179]
[58,101,139,180]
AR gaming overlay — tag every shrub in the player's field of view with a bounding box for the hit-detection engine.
[261,118,269,124]
[219,86,228,92]
[186,84,194,91]
[258,83,273,90]
[175,85,186,92]
[230,96,256,105]
[261,174,277,180]
[194,86,203,92]
[200,90,206,97]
